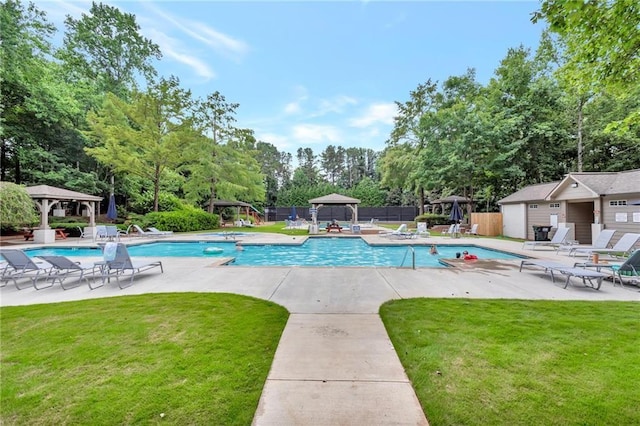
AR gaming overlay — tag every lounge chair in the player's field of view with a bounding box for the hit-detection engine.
[131,224,167,238]
[415,222,430,238]
[570,233,640,258]
[93,243,163,289]
[466,224,479,237]
[559,229,616,256]
[379,224,408,238]
[611,250,640,287]
[522,227,570,250]
[519,259,608,290]
[147,226,174,236]
[0,249,52,290]
[36,255,97,290]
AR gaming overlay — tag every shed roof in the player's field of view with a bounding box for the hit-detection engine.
[26,185,102,202]
[567,169,640,195]
[498,169,640,204]
[309,193,361,204]
[498,182,559,204]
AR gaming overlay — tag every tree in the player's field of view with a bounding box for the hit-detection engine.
[533,0,640,132]
[85,77,196,211]
[59,1,161,98]
[0,182,38,228]
[182,92,264,212]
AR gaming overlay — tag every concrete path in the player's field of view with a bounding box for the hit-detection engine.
[2,234,639,425]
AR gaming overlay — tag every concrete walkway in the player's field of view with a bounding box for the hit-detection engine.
[2,234,638,425]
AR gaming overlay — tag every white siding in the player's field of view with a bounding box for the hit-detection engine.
[501,203,526,239]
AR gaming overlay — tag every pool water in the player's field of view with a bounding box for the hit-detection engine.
[24,238,523,268]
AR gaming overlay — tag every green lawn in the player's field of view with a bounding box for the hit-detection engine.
[380,299,640,426]
[1,293,289,425]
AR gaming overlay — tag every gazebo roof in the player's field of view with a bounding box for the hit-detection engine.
[309,193,361,204]
[26,185,102,202]
[432,195,471,204]
[210,199,252,208]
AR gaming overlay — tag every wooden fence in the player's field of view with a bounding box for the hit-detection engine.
[469,213,503,236]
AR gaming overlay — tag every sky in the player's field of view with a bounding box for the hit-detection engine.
[38,0,546,157]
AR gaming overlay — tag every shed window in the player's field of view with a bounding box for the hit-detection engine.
[529,204,538,209]
[609,200,627,207]
[549,203,560,209]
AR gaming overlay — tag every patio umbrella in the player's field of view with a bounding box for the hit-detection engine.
[290,206,297,220]
[106,194,117,221]
[449,199,463,223]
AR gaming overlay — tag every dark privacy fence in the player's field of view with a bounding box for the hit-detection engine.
[266,206,420,223]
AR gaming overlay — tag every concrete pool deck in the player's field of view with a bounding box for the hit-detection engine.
[2,233,639,425]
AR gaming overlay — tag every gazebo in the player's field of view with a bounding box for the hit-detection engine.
[431,195,472,217]
[308,193,361,234]
[210,200,261,224]
[26,185,103,243]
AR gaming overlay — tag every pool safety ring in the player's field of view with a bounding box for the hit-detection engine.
[203,246,224,254]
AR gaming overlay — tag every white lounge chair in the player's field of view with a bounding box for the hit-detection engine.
[466,224,479,237]
[523,227,570,250]
[0,249,53,290]
[93,243,163,289]
[519,259,607,290]
[379,224,409,238]
[570,233,640,258]
[560,229,616,256]
[147,226,174,235]
[132,224,166,238]
[415,222,430,238]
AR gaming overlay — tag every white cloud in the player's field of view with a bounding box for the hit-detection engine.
[144,28,216,80]
[292,124,342,144]
[313,95,358,116]
[143,3,248,60]
[284,102,302,114]
[349,102,397,128]
[256,132,291,151]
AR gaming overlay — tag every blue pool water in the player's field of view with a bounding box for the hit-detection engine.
[24,239,524,267]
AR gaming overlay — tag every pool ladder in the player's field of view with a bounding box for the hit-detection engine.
[400,245,416,269]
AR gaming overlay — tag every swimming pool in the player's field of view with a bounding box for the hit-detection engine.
[24,239,524,268]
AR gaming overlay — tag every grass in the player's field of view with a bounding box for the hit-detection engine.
[1,293,289,425]
[380,299,640,426]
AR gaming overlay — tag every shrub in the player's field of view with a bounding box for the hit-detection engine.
[415,213,450,228]
[143,207,219,232]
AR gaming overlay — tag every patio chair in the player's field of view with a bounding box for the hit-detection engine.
[522,227,570,250]
[0,249,53,290]
[93,243,163,289]
[415,222,430,238]
[94,225,108,241]
[147,226,173,236]
[559,229,616,256]
[611,249,640,287]
[519,259,607,290]
[570,233,640,258]
[105,225,121,241]
[36,255,97,290]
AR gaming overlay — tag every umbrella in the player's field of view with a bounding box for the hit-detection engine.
[106,194,117,221]
[449,199,463,223]
[290,206,298,220]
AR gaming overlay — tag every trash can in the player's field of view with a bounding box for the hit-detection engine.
[532,225,552,241]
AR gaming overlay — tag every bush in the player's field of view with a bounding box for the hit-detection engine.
[143,207,219,232]
[415,213,450,228]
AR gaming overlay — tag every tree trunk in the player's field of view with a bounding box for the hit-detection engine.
[419,187,425,215]
[153,166,160,212]
[577,98,585,172]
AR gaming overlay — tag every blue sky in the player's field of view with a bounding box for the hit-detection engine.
[40,1,545,157]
